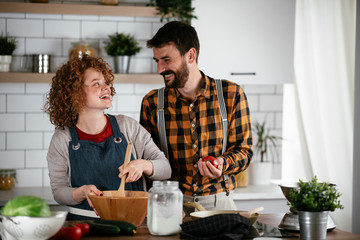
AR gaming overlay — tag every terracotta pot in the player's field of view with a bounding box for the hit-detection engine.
[88,190,148,226]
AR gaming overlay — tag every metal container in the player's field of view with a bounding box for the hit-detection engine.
[33,54,51,73]
[114,56,130,74]
[298,211,329,240]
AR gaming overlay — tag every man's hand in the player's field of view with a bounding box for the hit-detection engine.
[198,157,223,179]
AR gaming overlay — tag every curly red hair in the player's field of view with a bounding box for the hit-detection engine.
[44,56,115,129]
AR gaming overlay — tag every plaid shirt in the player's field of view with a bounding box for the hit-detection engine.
[140,73,252,196]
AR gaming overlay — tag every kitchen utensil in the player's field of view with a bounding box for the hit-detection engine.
[278,183,336,231]
[88,141,148,226]
[117,141,132,197]
[248,206,264,216]
[88,190,148,226]
[0,211,67,240]
[32,54,50,73]
[184,202,262,225]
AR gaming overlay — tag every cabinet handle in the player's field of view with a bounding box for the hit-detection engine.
[230,72,256,75]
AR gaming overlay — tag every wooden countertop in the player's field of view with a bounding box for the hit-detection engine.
[0,184,285,207]
[67,214,360,239]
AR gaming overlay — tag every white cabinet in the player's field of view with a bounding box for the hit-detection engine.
[192,0,295,84]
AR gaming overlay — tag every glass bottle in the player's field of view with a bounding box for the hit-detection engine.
[0,169,15,190]
[147,181,183,236]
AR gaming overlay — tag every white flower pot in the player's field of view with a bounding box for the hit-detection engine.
[248,162,272,185]
[0,55,12,72]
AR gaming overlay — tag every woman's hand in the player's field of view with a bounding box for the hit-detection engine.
[72,185,102,215]
[197,157,223,179]
[118,159,153,182]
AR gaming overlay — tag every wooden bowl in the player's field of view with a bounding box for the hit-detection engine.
[88,190,148,226]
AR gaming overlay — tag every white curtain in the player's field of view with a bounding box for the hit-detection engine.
[283,0,356,231]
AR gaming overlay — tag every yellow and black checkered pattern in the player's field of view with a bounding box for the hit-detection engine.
[140,73,252,196]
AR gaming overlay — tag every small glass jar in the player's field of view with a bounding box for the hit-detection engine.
[147,181,183,236]
[0,169,16,190]
[69,41,95,59]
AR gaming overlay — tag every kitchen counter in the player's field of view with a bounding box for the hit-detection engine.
[65,214,360,239]
[234,183,285,200]
[0,184,284,207]
[0,187,57,206]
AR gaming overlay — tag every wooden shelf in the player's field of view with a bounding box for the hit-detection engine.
[0,72,163,84]
[0,2,158,17]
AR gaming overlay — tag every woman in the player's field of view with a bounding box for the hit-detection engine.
[45,56,171,220]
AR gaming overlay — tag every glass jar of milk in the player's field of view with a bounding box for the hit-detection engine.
[147,181,183,235]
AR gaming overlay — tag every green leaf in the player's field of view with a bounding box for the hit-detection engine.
[103,33,141,56]
[1,195,51,217]
[0,32,17,55]
[288,176,344,212]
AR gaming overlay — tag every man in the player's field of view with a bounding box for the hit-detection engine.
[140,21,252,213]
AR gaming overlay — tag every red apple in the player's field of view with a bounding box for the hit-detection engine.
[202,156,218,168]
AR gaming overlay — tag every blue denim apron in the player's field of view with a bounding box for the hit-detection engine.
[67,114,143,220]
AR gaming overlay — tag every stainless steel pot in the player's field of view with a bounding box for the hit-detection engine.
[33,54,51,73]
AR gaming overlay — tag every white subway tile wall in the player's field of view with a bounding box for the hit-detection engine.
[0,3,284,187]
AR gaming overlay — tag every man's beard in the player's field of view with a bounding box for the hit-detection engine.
[161,60,189,89]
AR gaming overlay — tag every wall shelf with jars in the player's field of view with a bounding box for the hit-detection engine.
[0,2,162,84]
[0,72,163,84]
[0,2,158,17]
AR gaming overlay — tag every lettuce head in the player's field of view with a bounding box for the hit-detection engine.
[1,195,51,217]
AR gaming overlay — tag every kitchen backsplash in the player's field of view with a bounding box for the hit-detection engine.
[0,1,283,187]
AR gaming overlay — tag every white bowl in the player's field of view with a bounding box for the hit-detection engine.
[0,211,67,240]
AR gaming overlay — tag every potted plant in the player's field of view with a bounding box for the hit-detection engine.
[248,120,282,185]
[289,176,343,240]
[148,0,197,24]
[103,33,141,74]
[0,33,17,72]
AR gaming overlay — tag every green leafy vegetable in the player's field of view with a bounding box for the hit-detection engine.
[289,176,344,212]
[1,195,51,217]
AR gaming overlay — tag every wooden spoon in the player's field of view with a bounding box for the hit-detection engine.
[117,141,133,197]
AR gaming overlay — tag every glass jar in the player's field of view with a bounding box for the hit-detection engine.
[0,169,16,190]
[147,181,183,236]
[69,41,95,59]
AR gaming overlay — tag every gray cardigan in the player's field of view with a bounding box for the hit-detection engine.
[47,114,171,206]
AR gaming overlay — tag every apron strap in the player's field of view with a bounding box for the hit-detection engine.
[69,126,80,150]
[215,79,230,195]
[157,87,169,158]
[107,114,122,143]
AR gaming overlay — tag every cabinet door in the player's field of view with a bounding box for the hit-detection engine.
[192,0,295,84]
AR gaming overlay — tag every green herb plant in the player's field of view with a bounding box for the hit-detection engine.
[253,120,282,163]
[0,32,17,55]
[148,0,197,24]
[103,33,141,56]
[289,176,344,212]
